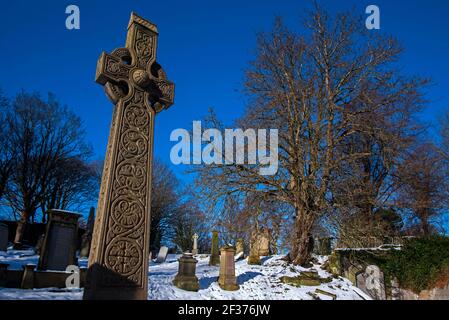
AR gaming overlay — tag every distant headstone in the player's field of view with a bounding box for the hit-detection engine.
[80,207,95,258]
[235,238,245,261]
[236,238,244,256]
[156,246,169,263]
[257,228,271,256]
[173,253,199,291]
[248,230,261,265]
[0,223,8,252]
[356,265,387,300]
[314,237,332,256]
[192,233,199,255]
[209,230,220,266]
[218,246,239,291]
[38,209,81,271]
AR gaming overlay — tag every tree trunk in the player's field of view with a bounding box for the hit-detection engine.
[290,208,314,266]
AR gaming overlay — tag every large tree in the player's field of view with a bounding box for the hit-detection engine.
[396,143,449,236]
[0,89,14,202]
[195,6,427,265]
[3,91,93,248]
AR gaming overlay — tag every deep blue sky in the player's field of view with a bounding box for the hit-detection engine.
[1,0,449,184]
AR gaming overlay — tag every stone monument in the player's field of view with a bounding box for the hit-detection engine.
[83,12,175,300]
[0,223,8,252]
[248,231,261,265]
[192,233,199,255]
[356,265,387,300]
[257,228,271,256]
[80,207,95,258]
[218,246,239,291]
[209,230,220,266]
[234,238,245,261]
[173,253,199,291]
[38,209,81,271]
[155,246,169,263]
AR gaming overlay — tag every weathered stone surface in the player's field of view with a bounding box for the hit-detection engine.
[0,223,8,252]
[173,253,199,291]
[83,12,174,300]
[326,251,342,276]
[156,246,169,263]
[356,265,386,300]
[314,237,332,256]
[236,238,244,256]
[21,264,36,289]
[192,233,198,255]
[209,230,220,266]
[38,209,81,271]
[218,246,239,291]
[280,271,332,287]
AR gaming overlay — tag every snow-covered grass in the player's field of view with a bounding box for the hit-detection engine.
[0,250,370,300]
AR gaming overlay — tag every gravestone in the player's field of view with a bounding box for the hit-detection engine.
[257,228,271,256]
[38,209,81,271]
[192,233,198,255]
[83,12,175,300]
[173,253,199,291]
[218,246,239,291]
[236,238,244,255]
[80,207,95,258]
[356,265,387,300]
[248,230,261,265]
[235,238,245,261]
[155,246,169,263]
[314,237,332,256]
[209,230,220,266]
[0,223,8,252]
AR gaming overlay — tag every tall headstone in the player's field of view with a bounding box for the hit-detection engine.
[0,223,8,252]
[38,209,81,271]
[155,246,169,263]
[173,253,199,291]
[257,228,271,256]
[209,230,220,266]
[192,233,199,255]
[218,246,239,291]
[84,12,175,300]
[80,207,95,258]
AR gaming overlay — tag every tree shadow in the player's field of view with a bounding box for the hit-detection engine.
[237,271,263,285]
[199,276,218,290]
[260,256,271,264]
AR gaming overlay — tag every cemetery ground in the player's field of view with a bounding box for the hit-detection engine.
[0,249,370,300]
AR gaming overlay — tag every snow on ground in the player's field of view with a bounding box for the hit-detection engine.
[0,250,370,300]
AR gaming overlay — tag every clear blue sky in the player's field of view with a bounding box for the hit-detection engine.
[1,0,449,184]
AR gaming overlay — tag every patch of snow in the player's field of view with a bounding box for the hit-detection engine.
[0,250,371,300]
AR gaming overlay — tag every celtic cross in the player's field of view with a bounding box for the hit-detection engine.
[83,12,174,300]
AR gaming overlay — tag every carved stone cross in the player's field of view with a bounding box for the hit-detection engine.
[83,12,174,300]
[192,233,199,255]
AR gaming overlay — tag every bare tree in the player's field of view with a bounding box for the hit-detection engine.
[0,89,14,202]
[395,143,449,236]
[39,156,99,223]
[4,91,92,248]
[195,6,427,264]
